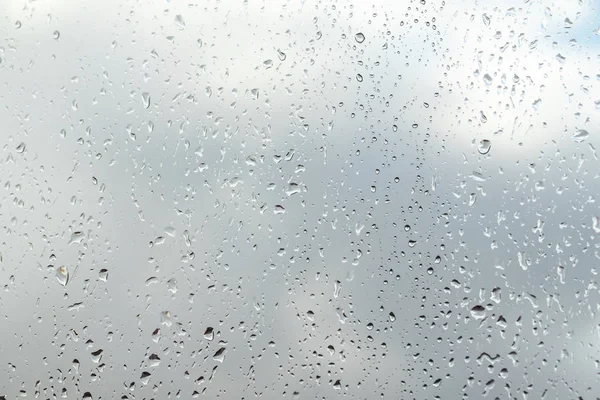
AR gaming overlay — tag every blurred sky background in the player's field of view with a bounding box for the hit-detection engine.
[1,0,600,398]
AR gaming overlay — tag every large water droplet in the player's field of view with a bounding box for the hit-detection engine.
[355,32,365,43]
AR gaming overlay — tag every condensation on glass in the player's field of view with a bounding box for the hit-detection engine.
[1,1,599,399]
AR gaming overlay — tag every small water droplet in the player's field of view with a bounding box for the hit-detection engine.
[166,278,178,293]
[356,73,363,82]
[274,205,286,214]
[263,59,273,69]
[56,266,69,286]
[482,13,491,26]
[477,139,491,154]
[15,21,22,29]
[174,14,186,28]
[355,32,365,43]
[491,287,502,303]
[470,305,486,320]
[277,49,287,61]
[389,312,396,322]
[141,92,151,109]
[333,280,342,298]
[53,30,60,40]
[213,347,226,362]
[90,349,103,363]
[204,327,214,341]
[572,129,589,142]
[16,142,26,153]
[140,371,151,385]
[148,353,161,367]
[68,231,85,245]
[98,269,108,282]
[483,74,493,86]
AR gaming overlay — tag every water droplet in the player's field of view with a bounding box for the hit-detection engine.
[491,287,502,303]
[333,280,342,298]
[263,59,273,69]
[16,142,26,153]
[482,13,491,26]
[90,349,103,363]
[355,32,365,43]
[572,129,589,142]
[69,231,85,245]
[470,305,486,320]
[274,205,286,214]
[389,312,396,322]
[148,353,161,367]
[15,21,22,29]
[477,139,491,154]
[53,30,60,40]
[204,327,214,341]
[160,311,173,327]
[174,14,186,28]
[356,73,363,82]
[56,266,69,286]
[140,371,151,385]
[166,278,178,293]
[213,347,226,362]
[277,49,287,61]
[98,269,108,282]
[483,74,493,86]
[141,92,151,109]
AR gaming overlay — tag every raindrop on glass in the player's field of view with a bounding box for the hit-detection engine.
[56,266,69,287]
[477,139,491,154]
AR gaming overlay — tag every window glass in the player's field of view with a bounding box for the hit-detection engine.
[1,1,599,399]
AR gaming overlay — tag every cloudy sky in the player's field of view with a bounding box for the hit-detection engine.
[1,0,600,399]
